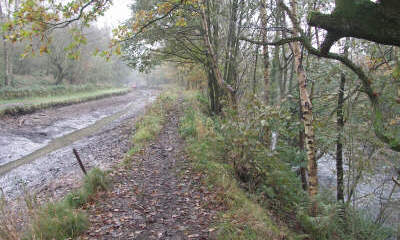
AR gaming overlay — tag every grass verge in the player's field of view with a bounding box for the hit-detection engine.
[0,88,130,116]
[0,84,115,100]
[179,91,295,240]
[0,168,109,240]
[123,90,178,165]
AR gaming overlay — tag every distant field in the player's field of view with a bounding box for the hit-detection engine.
[0,88,131,116]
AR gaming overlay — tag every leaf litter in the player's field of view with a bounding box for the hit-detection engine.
[81,105,220,240]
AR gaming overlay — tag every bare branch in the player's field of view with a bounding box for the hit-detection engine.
[120,2,182,43]
[240,36,302,46]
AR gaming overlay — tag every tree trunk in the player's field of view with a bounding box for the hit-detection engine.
[289,0,318,216]
[272,45,281,103]
[210,0,221,113]
[260,0,270,104]
[2,40,9,86]
[200,0,236,106]
[253,45,259,95]
[0,1,9,87]
[54,63,64,85]
[55,74,63,85]
[208,68,216,113]
[299,125,308,191]
[336,73,345,202]
[231,0,245,89]
[223,0,239,85]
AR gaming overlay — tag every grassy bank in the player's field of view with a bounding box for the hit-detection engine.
[0,84,115,100]
[178,91,296,240]
[178,90,394,240]
[0,88,130,116]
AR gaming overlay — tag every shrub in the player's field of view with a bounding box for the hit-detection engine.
[65,168,109,208]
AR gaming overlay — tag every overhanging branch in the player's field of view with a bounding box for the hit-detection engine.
[308,1,400,53]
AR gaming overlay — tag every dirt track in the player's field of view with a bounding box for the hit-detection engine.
[0,89,158,199]
[82,99,219,240]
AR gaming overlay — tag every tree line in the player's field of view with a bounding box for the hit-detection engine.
[0,0,130,88]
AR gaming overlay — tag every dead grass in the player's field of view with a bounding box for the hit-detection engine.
[0,190,23,240]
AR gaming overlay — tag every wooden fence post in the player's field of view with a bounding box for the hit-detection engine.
[73,148,87,175]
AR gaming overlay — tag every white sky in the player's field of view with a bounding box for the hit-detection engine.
[96,0,134,29]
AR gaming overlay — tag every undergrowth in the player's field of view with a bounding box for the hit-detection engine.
[179,91,295,240]
[26,201,88,240]
[179,90,393,240]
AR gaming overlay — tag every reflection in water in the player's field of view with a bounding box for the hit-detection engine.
[318,154,400,231]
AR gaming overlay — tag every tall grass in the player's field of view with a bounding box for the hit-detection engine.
[64,168,109,208]
[0,190,22,240]
[27,202,88,240]
[0,168,109,240]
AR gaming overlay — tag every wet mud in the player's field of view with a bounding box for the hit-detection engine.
[0,89,158,199]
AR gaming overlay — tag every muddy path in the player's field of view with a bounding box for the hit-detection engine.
[0,89,159,199]
[82,100,218,240]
